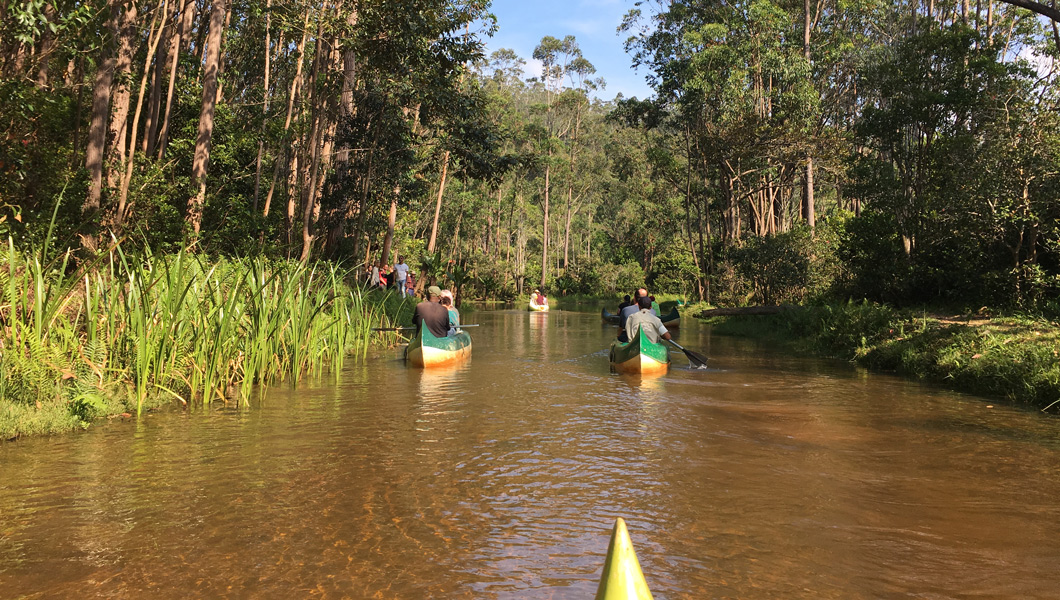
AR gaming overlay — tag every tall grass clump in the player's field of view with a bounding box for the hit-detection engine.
[0,239,411,439]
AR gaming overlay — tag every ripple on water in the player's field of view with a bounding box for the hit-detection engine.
[3,311,1060,598]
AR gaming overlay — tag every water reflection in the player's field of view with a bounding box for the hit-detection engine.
[416,362,470,404]
[2,309,1060,599]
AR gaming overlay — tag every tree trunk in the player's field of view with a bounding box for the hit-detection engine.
[682,128,704,301]
[264,10,309,218]
[298,30,326,261]
[117,0,169,225]
[187,0,227,237]
[803,0,815,230]
[804,157,815,229]
[540,159,550,289]
[427,150,450,253]
[106,1,138,193]
[69,55,85,170]
[143,9,170,153]
[157,0,195,159]
[253,0,272,213]
[215,2,232,103]
[380,185,399,266]
[34,3,57,88]
[336,8,359,164]
[563,108,581,270]
[586,210,592,262]
[82,1,121,252]
[348,144,375,260]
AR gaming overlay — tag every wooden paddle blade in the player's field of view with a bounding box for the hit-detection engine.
[683,348,708,368]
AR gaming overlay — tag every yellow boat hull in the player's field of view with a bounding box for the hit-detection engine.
[595,518,654,600]
[609,353,669,374]
[609,328,670,375]
[404,326,472,368]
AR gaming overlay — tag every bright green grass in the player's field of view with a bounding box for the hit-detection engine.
[705,302,1060,411]
[0,241,411,440]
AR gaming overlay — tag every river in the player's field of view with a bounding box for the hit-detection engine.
[2,307,1059,598]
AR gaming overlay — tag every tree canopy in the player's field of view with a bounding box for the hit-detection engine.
[1,0,1058,313]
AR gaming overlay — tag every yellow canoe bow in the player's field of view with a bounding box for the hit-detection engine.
[594,518,654,600]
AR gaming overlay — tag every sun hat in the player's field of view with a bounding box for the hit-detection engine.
[427,285,442,296]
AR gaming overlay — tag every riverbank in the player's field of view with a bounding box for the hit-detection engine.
[701,303,1060,412]
[0,246,413,440]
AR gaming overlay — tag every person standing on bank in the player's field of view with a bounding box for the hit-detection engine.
[624,295,671,345]
[369,264,381,289]
[394,256,410,298]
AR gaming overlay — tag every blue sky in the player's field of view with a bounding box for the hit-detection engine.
[482,0,654,100]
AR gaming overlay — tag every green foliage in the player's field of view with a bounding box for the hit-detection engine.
[845,24,1060,311]
[595,261,646,295]
[0,239,411,439]
[833,212,909,302]
[649,245,700,296]
[712,224,839,306]
[712,304,1060,411]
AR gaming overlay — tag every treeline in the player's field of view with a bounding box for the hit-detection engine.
[1,0,495,264]
[616,0,1060,312]
[2,0,1059,314]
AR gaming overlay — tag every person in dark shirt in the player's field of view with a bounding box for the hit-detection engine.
[413,285,451,338]
[617,294,632,312]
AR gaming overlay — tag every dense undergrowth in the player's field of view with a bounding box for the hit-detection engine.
[0,242,413,440]
[706,302,1060,412]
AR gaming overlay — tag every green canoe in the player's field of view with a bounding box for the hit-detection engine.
[404,324,472,368]
[594,518,654,600]
[609,326,670,374]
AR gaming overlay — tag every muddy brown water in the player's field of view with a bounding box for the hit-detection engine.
[2,308,1060,599]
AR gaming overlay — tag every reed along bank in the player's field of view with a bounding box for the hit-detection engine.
[0,243,411,440]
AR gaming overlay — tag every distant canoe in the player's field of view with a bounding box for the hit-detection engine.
[528,300,549,312]
[609,326,670,374]
[661,307,680,328]
[404,325,472,368]
[602,307,680,328]
[594,518,654,600]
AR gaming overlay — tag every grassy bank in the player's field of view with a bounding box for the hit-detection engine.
[704,303,1060,412]
[0,242,413,440]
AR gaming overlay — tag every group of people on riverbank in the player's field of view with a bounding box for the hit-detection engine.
[617,288,671,345]
[367,256,415,297]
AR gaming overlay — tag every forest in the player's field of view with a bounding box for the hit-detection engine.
[2,0,1059,309]
[1,0,1060,433]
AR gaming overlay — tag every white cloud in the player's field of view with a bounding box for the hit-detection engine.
[1016,43,1055,78]
[525,57,546,80]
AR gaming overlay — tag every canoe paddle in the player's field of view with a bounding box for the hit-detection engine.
[372,324,480,331]
[667,339,708,368]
